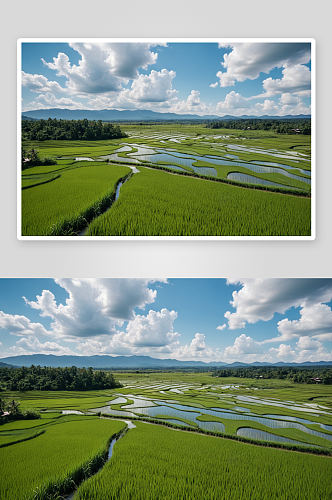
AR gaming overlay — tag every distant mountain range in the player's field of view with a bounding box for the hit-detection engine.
[22,108,311,122]
[0,361,16,369]
[0,354,330,369]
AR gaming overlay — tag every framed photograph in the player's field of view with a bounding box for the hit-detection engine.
[18,38,315,240]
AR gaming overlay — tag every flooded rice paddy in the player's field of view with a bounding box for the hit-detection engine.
[96,133,311,190]
[89,380,332,448]
[236,428,319,447]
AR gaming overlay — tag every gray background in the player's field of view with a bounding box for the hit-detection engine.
[1,0,330,278]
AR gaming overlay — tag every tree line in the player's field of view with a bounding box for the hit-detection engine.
[206,119,311,135]
[212,365,332,384]
[22,118,128,141]
[0,365,122,391]
[22,146,57,170]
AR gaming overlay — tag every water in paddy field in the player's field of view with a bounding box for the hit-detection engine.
[254,161,311,176]
[89,406,137,418]
[236,395,331,415]
[109,397,127,405]
[136,146,309,182]
[123,398,157,409]
[65,427,132,499]
[96,139,311,186]
[99,153,141,164]
[158,164,188,173]
[159,419,193,427]
[227,173,303,190]
[236,428,322,447]
[225,144,310,162]
[115,400,331,442]
[264,414,332,432]
[74,157,95,161]
[62,410,84,415]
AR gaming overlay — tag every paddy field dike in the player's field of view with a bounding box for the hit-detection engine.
[1,372,331,499]
[21,124,312,237]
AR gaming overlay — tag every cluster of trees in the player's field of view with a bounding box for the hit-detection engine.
[0,365,122,392]
[21,146,57,170]
[0,398,40,421]
[22,118,128,141]
[207,119,311,135]
[212,365,332,384]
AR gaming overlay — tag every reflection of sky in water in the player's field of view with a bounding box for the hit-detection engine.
[152,149,309,183]
[90,388,332,446]
[233,163,310,184]
[99,154,140,164]
[237,428,321,447]
[226,144,310,162]
[264,414,332,432]
[90,406,137,418]
[157,164,187,173]
[114,145,133,153]
[237,396,330,414]
[120,402,332,442]
[255,161,311,177]
[100,142,311,184]
[133,153,218,177]
[110,397,127,405]
[62,410,84,414]
[227,173,302,190]
[121,398,156,409]
[159,419,192,427]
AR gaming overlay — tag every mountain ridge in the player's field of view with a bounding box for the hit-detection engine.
[0,354,330,369]
[22,108,311,122]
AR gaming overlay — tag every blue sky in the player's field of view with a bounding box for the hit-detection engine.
[0,279,331,363]
[21,41,312,117]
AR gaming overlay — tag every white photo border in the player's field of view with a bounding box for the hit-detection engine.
[17,37,316,241]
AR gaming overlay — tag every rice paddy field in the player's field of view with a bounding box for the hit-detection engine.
[75,421,331,500]
[21,124,312,237]
[0,415,126,500]
[1,372,331,499]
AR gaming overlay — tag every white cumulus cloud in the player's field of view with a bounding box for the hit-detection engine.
[224,278,332,331]
[22,278,164,339]
[23,93,86,111]
[124,69,177,103]
[0,311,51,337]
[261,64,311,97]
[117,308,179,347]
[42,43,160,95]
[217,91,250,110]
[22,72,65,94]
[224,334,263,356]
[216,42,311,87]
[14,337,75,355]
[269,344,296,360]
[276,303,332,341]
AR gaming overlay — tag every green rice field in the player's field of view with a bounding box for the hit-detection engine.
[1,372,331,499]
[0,415,126,500]
[75,421,332,500]
[21,124,312,237]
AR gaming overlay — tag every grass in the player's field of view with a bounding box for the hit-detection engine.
[20,126,312,237]
[75,421,331,500]
[22,162,131,235]
[195,414,332,448]
[86,166,311,236]
[2,371,331,499]
[0,416,126,500]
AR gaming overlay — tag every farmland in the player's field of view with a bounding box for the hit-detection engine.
[1,371,331,499]
[20,123,312,237]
